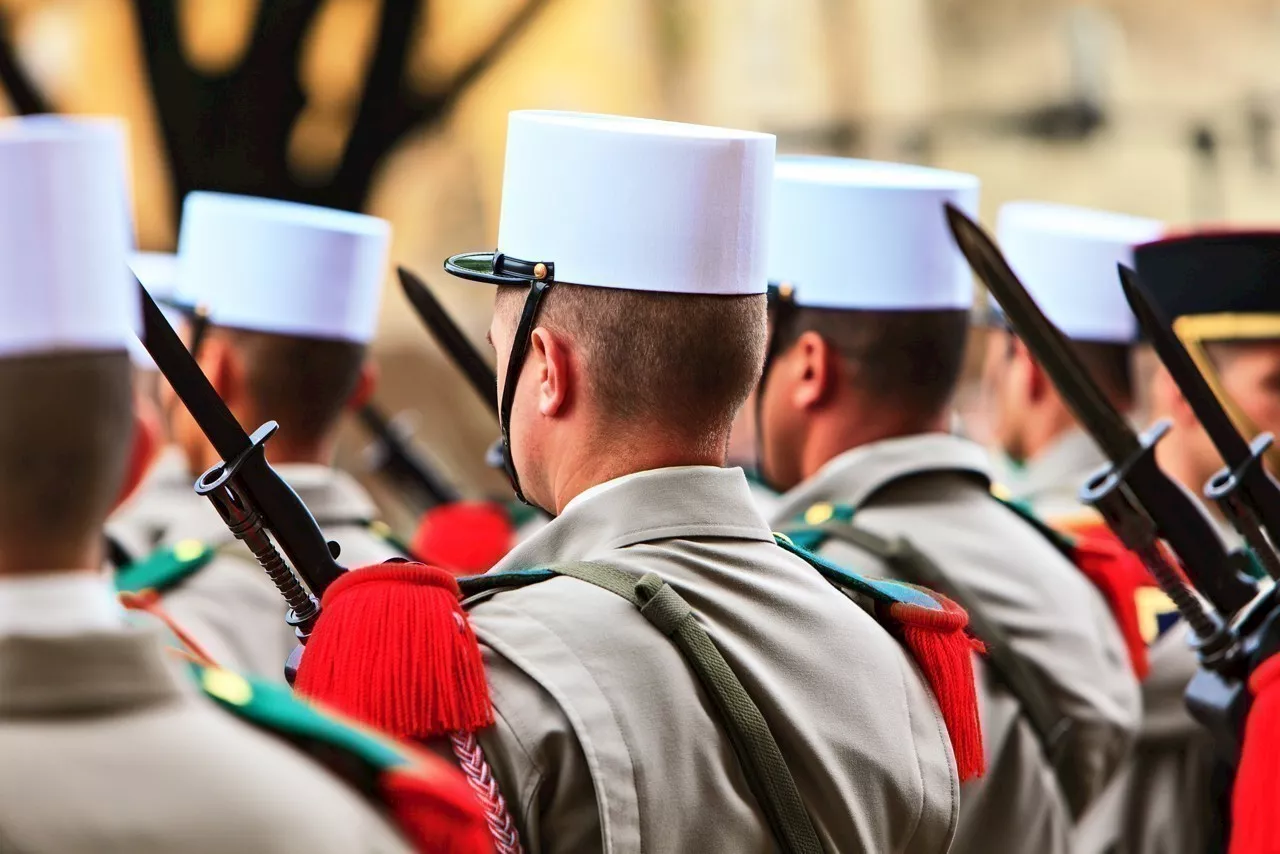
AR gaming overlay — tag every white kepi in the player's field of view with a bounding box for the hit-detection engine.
[0,117,137,358]
[445,110,776,294]
[127,251,181,370]
[996,201,1166,343]
[178,193,392,343]
[769,156,981,310]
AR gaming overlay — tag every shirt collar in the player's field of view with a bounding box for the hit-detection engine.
[494,466,776,571]
[772,433,993,523]
[0,572,127,638]
[994,428,1107,503]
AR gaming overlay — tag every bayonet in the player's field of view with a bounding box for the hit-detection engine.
[398,266,498,416]
[358,402,459,509]
[137,277,344,677]
[944,203,1256,622]
[1119,265,1280,580]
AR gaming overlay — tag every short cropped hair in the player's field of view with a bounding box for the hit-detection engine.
[497,284,767,443]
[0,351,133,549]
[773,307,971,420]
[216,327,365,446]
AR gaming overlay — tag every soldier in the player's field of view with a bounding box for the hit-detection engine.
[981,202,1165,525]
[0,116,488,854]
[1119,230,1280,854]
[757,157,1141,854]
[133,193,405,680]
[299,111,971,853]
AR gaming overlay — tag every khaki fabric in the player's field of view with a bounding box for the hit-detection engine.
[770,434,1141,854]
[988,428,1107,525]
[0,625,410,853]
[106,445,204,561]
[467,465,960,854]
[158,464,403,681]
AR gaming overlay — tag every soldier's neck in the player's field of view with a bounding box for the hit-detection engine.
[800,407,949,483]
[550,432,727,515]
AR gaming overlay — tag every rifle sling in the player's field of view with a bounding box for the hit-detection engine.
[555,561,824,854]
[813,521,1074,774]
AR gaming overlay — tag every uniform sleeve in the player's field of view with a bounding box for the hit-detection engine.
[471,643,602,854]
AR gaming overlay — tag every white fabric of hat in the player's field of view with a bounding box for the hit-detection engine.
[997,201,1166,343]
[769,156,980,311]
[178,193,391,344]
[496,111,776,295]
[127,251,181,370]
[0,117,137,358]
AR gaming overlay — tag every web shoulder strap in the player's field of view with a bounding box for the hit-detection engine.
[553,560,824,854]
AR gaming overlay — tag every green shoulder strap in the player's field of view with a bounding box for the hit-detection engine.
[784,507,1075,791]
[115,539,216,595]
[194,662,409,797]
[553,561,822,854]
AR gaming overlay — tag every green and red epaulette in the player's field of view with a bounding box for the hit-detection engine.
[195,662,489,853]
[993,495,1166,680]
[114,539,216,596]
[774,519,986,781]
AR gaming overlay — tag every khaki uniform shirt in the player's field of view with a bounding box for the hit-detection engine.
[989,428,1106,526]
[159,464,402,681]
[0,625,410,853]
[106,445,203,561]
[770,434,1141,854]
[469,466,960,854]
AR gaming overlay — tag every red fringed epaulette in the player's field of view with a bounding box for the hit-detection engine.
[1232,654,1280,854]
[295,563,493,739]
[997,498,1164,680]
[113,402,163,510]
[411,501,516,576]
[775,533,986,781]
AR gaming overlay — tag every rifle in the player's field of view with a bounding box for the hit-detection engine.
[944,205,1265,751]
[358,402,460,510]
[136,276,344,681]
[1118,264,1280,754]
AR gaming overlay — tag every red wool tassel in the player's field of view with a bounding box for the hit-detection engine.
[1231,654,1280,854]
[295,563,494,739]
[411,502,515,577]
[1070,534,1153,681]
[888,597,987,782]
[381,763,495,854]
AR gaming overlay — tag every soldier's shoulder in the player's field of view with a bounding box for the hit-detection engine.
[115,539,218,596]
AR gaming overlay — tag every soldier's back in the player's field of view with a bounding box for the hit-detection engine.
[467,466,959,853]
[0,627,411,854]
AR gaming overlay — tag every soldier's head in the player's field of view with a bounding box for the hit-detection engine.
[980,203,1164,464]
[167,194,390,476]
[0,119,137,574]
[1136,232,1280,497]
[448,112,774,513]
[755,158,979,492]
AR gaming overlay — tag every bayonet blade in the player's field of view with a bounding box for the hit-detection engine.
[1119,264,1280,537]
[944,204,1255,616]
[946,205,1142,461]
[398,266,498,416]
[138,278,251,461]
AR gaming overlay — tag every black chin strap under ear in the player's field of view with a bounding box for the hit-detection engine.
[754,283,797,492]
[497,258,556,506]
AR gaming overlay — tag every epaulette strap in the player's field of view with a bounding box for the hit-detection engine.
[114,539,215,595]
[787,516,1067,786]
[554,561,823,854]
[195,663,491,852]
[457,568,558,599]
[775,532,986,782]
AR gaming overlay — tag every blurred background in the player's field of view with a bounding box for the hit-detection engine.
[3,0,1279,517]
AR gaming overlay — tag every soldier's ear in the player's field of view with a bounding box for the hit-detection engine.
[791,330,835,410]
[529,325,572,418]
[201,336,244,409]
